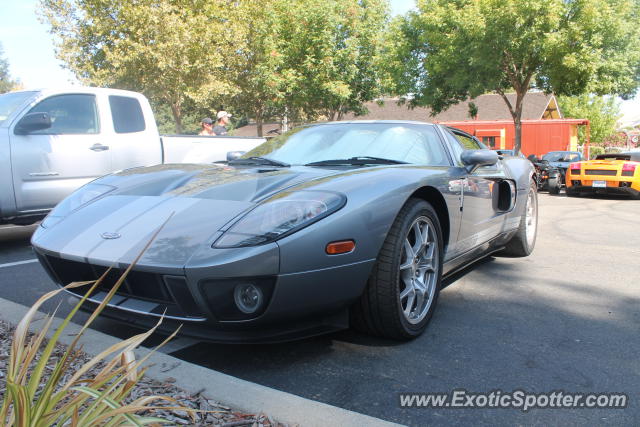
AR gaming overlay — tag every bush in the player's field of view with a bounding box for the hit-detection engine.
[589,146,605,159]
[0,222,198,426]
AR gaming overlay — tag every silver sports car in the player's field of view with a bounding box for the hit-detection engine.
[32,121,538,343]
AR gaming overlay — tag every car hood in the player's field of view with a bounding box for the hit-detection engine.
[31,164,356,268]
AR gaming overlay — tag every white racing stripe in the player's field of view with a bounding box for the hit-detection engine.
[0,259,39,269]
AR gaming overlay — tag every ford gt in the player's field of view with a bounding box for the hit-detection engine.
[32,121,538,343]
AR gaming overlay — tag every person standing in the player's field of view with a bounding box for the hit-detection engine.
[199,117,214,136]
[213,111,232,135]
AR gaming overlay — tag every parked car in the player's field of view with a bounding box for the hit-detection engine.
[32,121,538,343]
[566,152,640,198]
[0,88,263,225]
[527,155,562,194]
[541,151,583,185]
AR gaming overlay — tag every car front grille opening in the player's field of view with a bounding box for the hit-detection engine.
[619,182,631,188]
[43,255,203,318]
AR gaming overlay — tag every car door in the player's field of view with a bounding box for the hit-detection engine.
[10,93,112,213]
[441,127,509,254]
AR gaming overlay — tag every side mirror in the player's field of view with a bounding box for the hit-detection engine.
[15,112,52,135]
[460,149,499,173]
[226,151,246,162]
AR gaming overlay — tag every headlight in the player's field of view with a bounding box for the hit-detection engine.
[41,183,116,228]
[213,191,346,248]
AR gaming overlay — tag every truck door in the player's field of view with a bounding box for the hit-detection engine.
[106,94,162,170]
[10,94,112,213]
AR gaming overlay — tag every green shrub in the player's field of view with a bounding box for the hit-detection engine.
[0,221,199,426]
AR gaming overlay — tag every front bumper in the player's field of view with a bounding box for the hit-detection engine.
[35,248,375,343]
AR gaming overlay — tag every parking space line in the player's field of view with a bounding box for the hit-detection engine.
[0,259,39,269]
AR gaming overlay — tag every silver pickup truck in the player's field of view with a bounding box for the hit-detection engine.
[0,87,264,225]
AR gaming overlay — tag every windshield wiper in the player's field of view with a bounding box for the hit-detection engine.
[304,156,408,166]
[229,156,290,167]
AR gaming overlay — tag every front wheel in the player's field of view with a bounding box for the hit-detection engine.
[351,199,443,340]
[498,183,538,257]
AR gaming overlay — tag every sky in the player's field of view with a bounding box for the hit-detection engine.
[1,0,638,125]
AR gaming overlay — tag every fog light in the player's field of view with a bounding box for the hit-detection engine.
[234,284,263,314]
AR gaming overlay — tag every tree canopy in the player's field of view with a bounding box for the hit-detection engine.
[386,0,640,153]
[559,94,621,145]
[40,0,389,135]
[40,0,236,133]
[0,43,20,94]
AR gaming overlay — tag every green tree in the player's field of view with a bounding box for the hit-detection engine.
[40,0,235,133]
[224,0,292,137]
[227,0,389,136]
[386,0,640,153]
[558,94,622,145]
[0,43,20,93]
[279,0,389,122]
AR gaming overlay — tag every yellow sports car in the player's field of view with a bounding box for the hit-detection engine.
[566,152,640,199]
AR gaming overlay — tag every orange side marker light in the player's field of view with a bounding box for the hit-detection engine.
[326,240,355,255]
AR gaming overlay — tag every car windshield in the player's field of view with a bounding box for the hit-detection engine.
[0,91,36,126]
[543,152,581,162]
[241,123,450,166]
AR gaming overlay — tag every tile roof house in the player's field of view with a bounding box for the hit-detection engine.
[231,92,562,137]
[342,92,562,122]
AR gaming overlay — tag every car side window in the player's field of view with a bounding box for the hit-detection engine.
[109,95,146,133]
[454,132,482,150]
[26,94,99,135]
[443,129,466,166]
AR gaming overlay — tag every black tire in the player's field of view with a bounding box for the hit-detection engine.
[351,198,443,340]
[499,183,538,257]
[548,178,560,195]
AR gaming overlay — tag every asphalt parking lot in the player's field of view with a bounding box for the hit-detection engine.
[0,192,638,426]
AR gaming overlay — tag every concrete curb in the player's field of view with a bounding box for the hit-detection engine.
[0,297,403,427]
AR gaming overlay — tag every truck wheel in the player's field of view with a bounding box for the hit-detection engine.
[351,199,443,340]
[498,183,537,257]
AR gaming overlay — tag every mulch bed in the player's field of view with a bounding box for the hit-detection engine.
[0,319,292,426]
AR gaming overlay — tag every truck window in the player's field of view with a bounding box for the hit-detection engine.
[109,95,146,133]
[26,94,99,134]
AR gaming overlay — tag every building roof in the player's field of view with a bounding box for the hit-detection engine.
[231,92,561,136]
[344,93,561,122]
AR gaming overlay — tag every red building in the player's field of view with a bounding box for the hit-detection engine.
[439,119,590,157]
[343,92,590,157]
